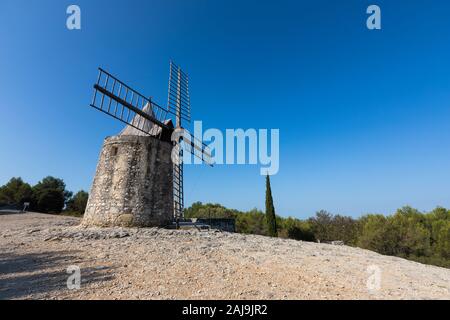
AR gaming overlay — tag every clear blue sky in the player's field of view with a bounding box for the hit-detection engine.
[1,0,449,218]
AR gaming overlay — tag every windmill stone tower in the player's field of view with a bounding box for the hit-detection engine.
[82,104,174,227]
[82,63,212,228]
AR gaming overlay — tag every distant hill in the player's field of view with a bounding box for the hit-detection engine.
[185,202,450,268]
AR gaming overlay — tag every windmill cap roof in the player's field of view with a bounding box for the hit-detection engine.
[119,103,173,137]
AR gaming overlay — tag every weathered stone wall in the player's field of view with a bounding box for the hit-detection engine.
[82,135,173,227]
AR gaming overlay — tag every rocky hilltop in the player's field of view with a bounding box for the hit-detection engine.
[0,213,449,299]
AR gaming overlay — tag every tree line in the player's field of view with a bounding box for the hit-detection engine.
[0,177,88,216]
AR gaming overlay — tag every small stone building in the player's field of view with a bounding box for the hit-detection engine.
[82,104,174,227]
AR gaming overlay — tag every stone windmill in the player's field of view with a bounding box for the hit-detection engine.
[82,62,213,228]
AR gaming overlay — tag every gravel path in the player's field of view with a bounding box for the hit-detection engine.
[0,213,449,300]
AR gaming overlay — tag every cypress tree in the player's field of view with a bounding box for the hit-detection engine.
[265,175,278,237]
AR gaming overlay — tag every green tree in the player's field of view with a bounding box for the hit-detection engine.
[66,190,89,214]
[32,176,71,213]
[236,208,267,235]
[390,208,431,257]
[36,189,65,214]
[357,214,399,255]
[287,225,315,241]
[265,175,277,237]
[184,202,238,219]
[0,177,33,206]
[435,221,450,259]
[308,210,333,242]
[428,206,449,221]
[331,214,359,245]
[307,211,358,244]
[427,207,449,249]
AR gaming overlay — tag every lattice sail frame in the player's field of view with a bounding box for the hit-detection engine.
[91,68,170,136]
[169,61,189,219]
[168,61,191,125]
